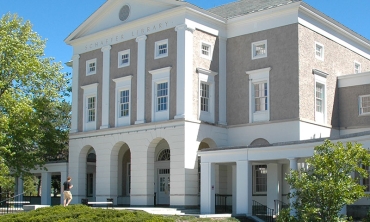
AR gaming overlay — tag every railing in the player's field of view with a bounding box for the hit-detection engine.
[215,194,232,213]
[0,192,29,215]
[274,199,289,216]
[252,200,274,222]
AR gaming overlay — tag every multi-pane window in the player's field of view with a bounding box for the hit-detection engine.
[155,39,168,59]
[87,173,93,197]
[200,83,210,112]
[87,97,96,122]
[159,43,167,55]
[252,40,267,59]
[360,95,370,115]
[119,90,129,117]
[316,83,324,113]
[86,59,97,75]
[156,82,168,111]
[118,49,130,68]
[254,165,267,193]
[254,82,268,112]
[201,42,212,59]
[355,62,361,74]
[315,42,324,60]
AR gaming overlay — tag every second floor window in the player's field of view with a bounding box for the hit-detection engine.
[200,83,210,112]
[254,82,268,112]
[316,83,324,113]
[87,96,96,122]
[119,90,130,117]
[155,39,168,59]
[118,49,130,68]
[157,82,168,111]
[86,59,97,75]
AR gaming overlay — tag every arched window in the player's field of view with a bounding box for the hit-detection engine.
[87,153,96,162]
[157,149,170,161]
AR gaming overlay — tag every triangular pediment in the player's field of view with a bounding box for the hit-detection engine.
[65,0,184,43]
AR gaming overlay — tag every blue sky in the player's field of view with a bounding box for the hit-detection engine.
[0,0,369,75]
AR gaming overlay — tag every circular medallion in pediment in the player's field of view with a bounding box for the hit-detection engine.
[119,5,130,22]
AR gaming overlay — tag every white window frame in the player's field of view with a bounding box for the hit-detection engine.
[253,164,267,195]
[313,69,328,124]
[118,49,130,68]
[200,41,213,60]
[354,61,361,74]
[251,40,267,60]
[315,42,324,61]
[197,68,218,123]
[359,94,370,116]
[86,58,97,76]
[246,67,271,123]
[154,39,168,59]
[149,67,172,122]
[113,75,133,127]
[81,83,98,131]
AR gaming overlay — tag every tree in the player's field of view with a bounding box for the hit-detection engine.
[279,140,370,222]
[0,13,70,177]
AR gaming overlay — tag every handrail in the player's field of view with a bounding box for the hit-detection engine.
[252,200,274,222]
[0,192,28,215]
[274,199,289,216]
[215,194,232,213]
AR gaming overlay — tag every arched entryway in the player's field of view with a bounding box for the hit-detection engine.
[86,148,96,201]
[116,143,131,205]
[153,139,170,206]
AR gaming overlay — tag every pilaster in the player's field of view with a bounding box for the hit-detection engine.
[135,35,147,124]
[218,36,227,125]
[70,54,80,133]
[100,45,112,129]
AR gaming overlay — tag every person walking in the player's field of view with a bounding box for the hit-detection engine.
[63,176,73,207]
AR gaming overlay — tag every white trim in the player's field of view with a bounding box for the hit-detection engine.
[338,72,370,88]
[315,41,324,61]
[113,75,133,127]
[70,54,80,133]
[155,39,169,59]
[314,73,327,124]
[135,35,147,124]
[86,58,97,76]
[246,67,271,123]
[197,68,218,123]
[81,83,98,131]
[118,49,131,68]
[359,94,370,116]
[149,67,172,122]
[251,40,267,60]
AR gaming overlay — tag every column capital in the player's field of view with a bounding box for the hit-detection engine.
[136,35,147,42]
[72,54,80,60]
[175,24,195,33]
[101,45,112,52]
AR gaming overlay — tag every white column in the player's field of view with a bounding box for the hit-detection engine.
[41,172,51,205]
[135,35,147,124]
[200,162,215,214]
[218,36,227,125]
[15,177,24,198]
[232,165,236,215]
[70,54,80,133]
[288,158,298,216]
[236,160,251,215]
[100,45,111,129]
[175,24,195,120]
[267,163,281,213]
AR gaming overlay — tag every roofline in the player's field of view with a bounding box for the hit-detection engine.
[299,2,370,48]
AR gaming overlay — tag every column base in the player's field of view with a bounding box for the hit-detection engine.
[100,125,109,129]
[69,129,78,133]
[135,120,146,124]
[174,114,185,119]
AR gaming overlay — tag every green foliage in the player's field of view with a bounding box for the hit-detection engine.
[0,205,239,221]
[0,13,71,177]
[283,139,370,222]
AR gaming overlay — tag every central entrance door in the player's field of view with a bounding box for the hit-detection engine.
[157,169,170,205]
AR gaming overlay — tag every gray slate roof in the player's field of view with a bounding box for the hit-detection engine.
[208,0,301,19]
